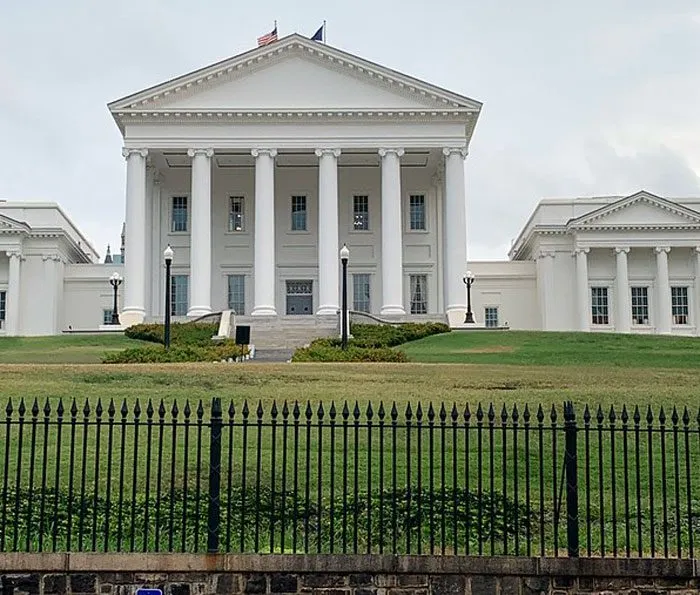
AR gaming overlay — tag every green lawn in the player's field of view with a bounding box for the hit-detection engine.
[0,334,146,364]
[403,329,700,367]
[0,330,697,556]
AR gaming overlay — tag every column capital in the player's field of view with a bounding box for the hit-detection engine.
[378,148,404,158]
[187,148,214,158]
[614,246,630,255]
[41,253,62,263]
[442,147,468,159]
[314,148,341,158]
[537,249,555,259]
[5,249,22,260]
[694,246,700,254]
[655,246,671,254]
[121,148,148,159]
[573,247,590,256]
[251,148,277,158]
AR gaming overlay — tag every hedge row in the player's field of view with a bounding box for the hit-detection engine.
[103,341,248,364]
[124,322,220,345]
[292,322,449,362]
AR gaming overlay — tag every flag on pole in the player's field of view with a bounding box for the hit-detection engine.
[257,25,278,46]
[310,23,324,42]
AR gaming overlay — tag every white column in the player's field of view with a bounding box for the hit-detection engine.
[120,148,148,327]
[574,247,590,331]
[536,250,555,330]
[443,147,468,326]
[315,148,341,315]
[694,248,700,336]
[251,148,278,316]
[187,148,214,317]
[379,148,405,315]
[615,247,631,333]
[42,253,60,334]
[5,250,21,336]
[655,246,672,334]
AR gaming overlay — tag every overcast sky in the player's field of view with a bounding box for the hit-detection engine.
[1,0,699,260]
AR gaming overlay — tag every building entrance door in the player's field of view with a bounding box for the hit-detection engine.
[286,280,313,315]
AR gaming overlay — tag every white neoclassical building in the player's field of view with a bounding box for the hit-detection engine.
[2,35,700,339]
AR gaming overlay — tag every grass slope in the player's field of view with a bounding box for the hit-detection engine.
[403,330,700,367]
[0,334,146,364]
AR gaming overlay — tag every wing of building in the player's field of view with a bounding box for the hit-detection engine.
[1,36,698,337]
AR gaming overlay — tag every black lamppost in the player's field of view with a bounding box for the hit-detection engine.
[109,272,122,325]
[463,270,475,324]
[340,244,349,350]
[164,245,174,350]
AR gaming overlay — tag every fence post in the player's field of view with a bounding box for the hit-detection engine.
[207,397,223,553]
[564,401,579,557]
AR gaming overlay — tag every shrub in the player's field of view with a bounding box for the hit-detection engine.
[103,341,247,364]
[292,344,407,363]
[349,322,450,348]
[291,322,449,362]
[124,322,219,346]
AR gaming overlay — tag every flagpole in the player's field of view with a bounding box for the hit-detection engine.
[323,19,326,43]
[274,19,277,31]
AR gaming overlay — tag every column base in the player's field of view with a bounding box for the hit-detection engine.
[187,307,213,318]
[316,305,339,316]
[446,308,470,328]
[251,306,278,316]
[380,305,406,316]
[119,309,145,328]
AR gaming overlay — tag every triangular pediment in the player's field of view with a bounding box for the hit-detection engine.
[568,191,700,229]
[0,212,30,233]
[109,34,482,114]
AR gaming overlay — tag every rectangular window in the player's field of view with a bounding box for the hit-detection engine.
[484,307,499,328]
[227,275,245,315]
[171,196,188,232]
[631,286,649,325]
[409,274,428,314]
[291,195,307,231]
[229,196,245,232]
[409,194,426,231]
[353,195,369,231]
[353,274,371,313]
[103,309,113,325]
[591,287,609,325]
[171,275,189,316]
[0,291,5,328]
[671,286,689,325]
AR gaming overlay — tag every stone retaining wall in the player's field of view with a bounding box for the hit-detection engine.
[0,555,697,595]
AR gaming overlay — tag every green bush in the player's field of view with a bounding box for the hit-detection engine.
[103,341,247,364]
[291,322,449,362]
[292,343,407,363]
[124,322,219,346]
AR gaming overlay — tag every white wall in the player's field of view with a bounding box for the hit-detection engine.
[63,265,124,331]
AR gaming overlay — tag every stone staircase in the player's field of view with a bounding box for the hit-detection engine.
[234,315,338,349]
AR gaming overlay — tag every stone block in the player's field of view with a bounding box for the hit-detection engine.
[387,589,426,595]
[2,574,41,595]
[431,576,465,595]
[468,576,496,595]
[216,574,239,594]
[134,575,168,584]
[553,577,574,589]
[301,576,346,588]
[396,577,426,588]
[313,590,349,595]
[71,575,98,594]
[101,585,113,595]
[375,577,396,589]
[113,575,136,586]
[43,575,67,595]
[654,578,688,588]
[522,577,549,595]
[576,577,595,592]
[355,589,376,595]
[171,584,191,595]
[270,575,297,594]
[500,577,521,595]
[349,575,374,588]
[243,575,266,594]
[594,578,631,590]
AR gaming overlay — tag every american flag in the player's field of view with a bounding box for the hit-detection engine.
[257,26,278,46]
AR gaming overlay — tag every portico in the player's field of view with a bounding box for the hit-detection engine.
[110,34,481,327]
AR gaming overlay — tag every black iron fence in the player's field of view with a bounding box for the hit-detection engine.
[0,397,697,557]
